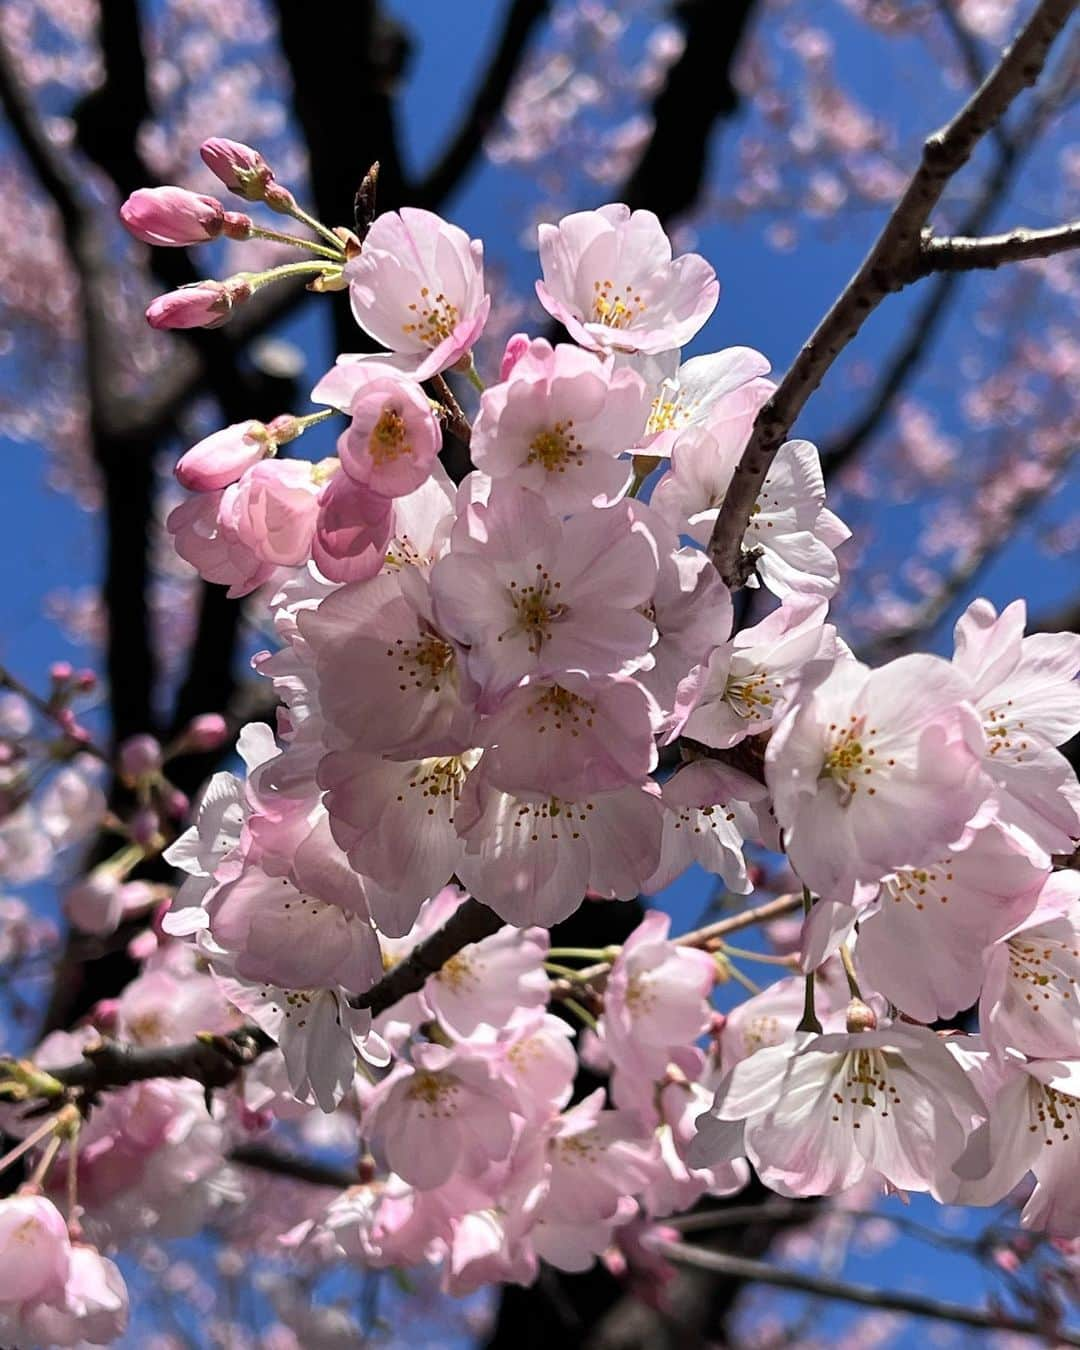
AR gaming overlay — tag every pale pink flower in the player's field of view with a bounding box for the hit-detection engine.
[346,208,490,380]
[299,569,474,759]
[691,1023,984,1197]
[121,186,225,246]
[638,346,772,457]
[363,1042,516,1190]
[311,360,442,498]
[602,910,716,1084]
[639,1073,750,1217]
[0,1196,71,1308]
[471,338,649,510]
[310,471,393,583]
[683,596,836,750]
[175,421,272,492]
[167,489,275,597]
[225,459,321,568]
[38,759,106,850]
[442,1207,537,1297]
[18,1245,128,1348]
[455,773,663,927]
[626,501,733,736]
[651,414,850,598]
[718,963,853,1075]
[980,871,1080,1061]
[953,598,1080,862]
[488,1012,578,1120]
[531,1199,638,1274]
[643,759,762,895]
[766,654,988,901]
[477,674,659,798]
[535,204,718,356]
[425,923,550,1039]
[950,1052,1080,1234]
[320,748,479,935]
[431,485,658,706]
[855,824,1047,1023]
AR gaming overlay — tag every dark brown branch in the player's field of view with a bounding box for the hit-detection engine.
[415,0,553,209]
[621,0,758,223]
[920,219,1080,270]
[229,1141,361,1189]
[45,1026,273,1096]
[654,1239,1080,1345]
[708,0,1078,588]
[350,897,504,1015]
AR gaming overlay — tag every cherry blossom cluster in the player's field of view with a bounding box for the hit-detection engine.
[2,128,1079,1340]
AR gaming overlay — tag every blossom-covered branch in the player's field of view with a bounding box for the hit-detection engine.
[654,1238,1080,1345]
[708,0,1079,587]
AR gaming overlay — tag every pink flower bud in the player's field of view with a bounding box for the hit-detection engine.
[845,997,878,1033]
[163,786,190,819]
[263,180,298,214]
[49,661,73,684]
[129,806,160,846]
[499,332,531,381]
[199,137,274,200]
[146,278,250,331]
[175,421,271,492]
[182,712,229,752]
[118,734,162,780]
[74,669,97,692]
[120,186,225,246]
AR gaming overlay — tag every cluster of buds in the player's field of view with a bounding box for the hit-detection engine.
[121,139,362,331]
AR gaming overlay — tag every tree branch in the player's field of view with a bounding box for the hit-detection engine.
[414,0,552,209]
[229,1141,361,1189]
[920,218,1080,270]
[350,897,504,1015]
[707,0,1079,588]
[653,1239,1080,1345]
[44,1026,273,1097]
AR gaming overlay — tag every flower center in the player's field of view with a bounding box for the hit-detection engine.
[1030,1084,1077,1143]
[983,698,1032,760]
[829,1048,902,1123]
[724,670,780,720]
[402,286,460,347]
[368,408,411,465]
[438,951,479,993]
[505,566,566,656]
[821,716,885,802]
[403,751,480,809]
[406,1071,459,1117]
[590,277,643,329]
[881,862,954,912]
[527,685,592,733]
[527,422,585,473]
[386,632,455,693]
[1008,933,1080,1007]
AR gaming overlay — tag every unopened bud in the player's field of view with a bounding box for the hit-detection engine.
[163,786,190,819]
[74,669,97,692]
[121,186,225,246]
[845,998,878,1033]
[118,733,162,781]
[129,806,161,847]
[181,713,229,753]
[146,277,251,331]
[49,662,73,685]
[176,421,272,492]
[200,138,274,201]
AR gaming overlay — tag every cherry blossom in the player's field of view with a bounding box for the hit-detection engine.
[535,203,718,356]
[345,208,490,380]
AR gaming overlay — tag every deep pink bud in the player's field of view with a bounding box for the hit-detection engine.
[182,712,229,752]
[499,332,531,381]
[74,669,97,692]
[120,186,225,246]
[118,734,162,780]
[49,661,73,684]
[199,138,274,200]
[263,180,298,214]
[163,786,190,819]
[175,421,271,492]
[146,278,250,331]
[222,210,254,240]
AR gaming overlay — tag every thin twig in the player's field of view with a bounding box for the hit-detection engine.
[708,0,1079,587]
[921,219,1080,270]
[653,1239,1080,1344]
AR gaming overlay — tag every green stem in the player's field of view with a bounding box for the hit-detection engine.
[562,997,598,1030]
[464,361,485,393]
[286,202,348,252]
[547,947,617,962]
[719,942,796,967]
[250,226,344,261]
[719,957,762,996]
[839,943,863,999]
[797,885,822,1034]
[544,961,591,982]
[292,408,338,436]
[240,260,340,289]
